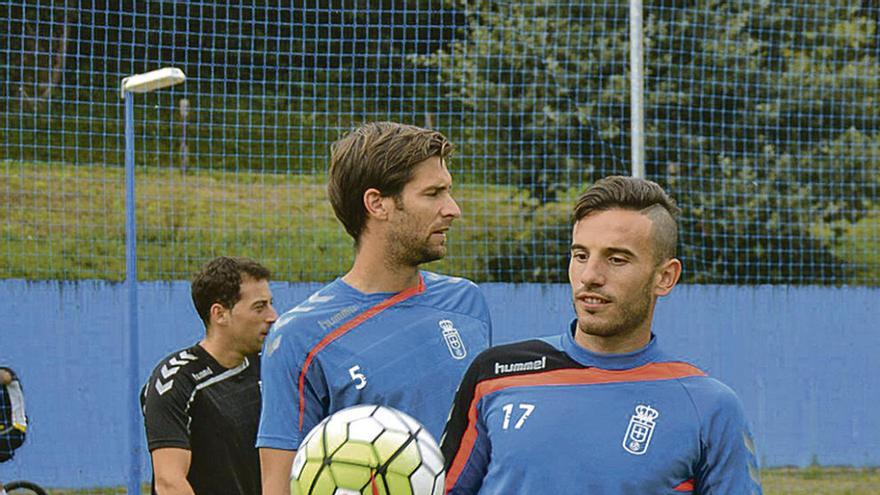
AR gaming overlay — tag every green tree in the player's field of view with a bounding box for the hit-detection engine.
[413,1,631,202]
[416,0,879,284]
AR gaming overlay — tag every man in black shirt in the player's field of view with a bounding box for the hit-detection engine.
[141,256,278,495]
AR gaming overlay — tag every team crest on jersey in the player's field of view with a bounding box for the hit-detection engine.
[439,319,467,360]
[622,404,659,455]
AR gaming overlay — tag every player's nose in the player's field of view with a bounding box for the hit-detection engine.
[443,194,462,219]
[578,258,606,287]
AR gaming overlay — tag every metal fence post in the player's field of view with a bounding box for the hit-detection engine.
[120,67,186,495]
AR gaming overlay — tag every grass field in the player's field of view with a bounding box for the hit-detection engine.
[0,160,554,282]
[762,467,880,494]
[28,468,880,494]
[4,160,878,284]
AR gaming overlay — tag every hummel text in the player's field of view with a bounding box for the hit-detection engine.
[494,356,546,375]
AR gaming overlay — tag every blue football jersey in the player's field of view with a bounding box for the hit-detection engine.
[257,271,492,451]
[442,323,763,495]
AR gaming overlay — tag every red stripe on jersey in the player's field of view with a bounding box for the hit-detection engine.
[674,478,695,491]
[445,362,706,490]
[297,275,426,431]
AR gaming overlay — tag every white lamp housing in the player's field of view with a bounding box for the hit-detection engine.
[120,67,186,98]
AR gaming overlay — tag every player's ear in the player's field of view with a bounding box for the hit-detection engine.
[363,188,391,221]
[210,302,230,326]
[654,258,681,297]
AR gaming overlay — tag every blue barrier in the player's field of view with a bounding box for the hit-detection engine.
[0,280,877,486]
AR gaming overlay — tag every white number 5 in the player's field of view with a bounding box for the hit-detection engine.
[348,365,367,390]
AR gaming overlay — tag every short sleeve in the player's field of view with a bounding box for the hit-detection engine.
[472,284,494,346]
[257,331,329,450]
[141,367,194,451]
[692,380,763,494]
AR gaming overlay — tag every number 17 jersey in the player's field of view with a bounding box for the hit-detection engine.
[442,324,762,494]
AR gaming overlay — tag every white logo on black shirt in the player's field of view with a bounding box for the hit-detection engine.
[494,356,546,375]
[154,350,198,395]
[192,367,213,381]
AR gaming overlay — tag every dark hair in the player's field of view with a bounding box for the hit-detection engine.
[573,176,680,261]
[328,121,454,241]
[191,256,271,327]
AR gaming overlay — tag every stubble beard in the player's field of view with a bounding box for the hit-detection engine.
[386,203,447,267]
[386,227,445,268]
[574,283,654,340]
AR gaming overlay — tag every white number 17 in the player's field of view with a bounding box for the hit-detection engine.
[501,402,535,429]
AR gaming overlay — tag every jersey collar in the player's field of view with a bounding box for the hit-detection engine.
[562,319,662,370]
[333,272,426,302]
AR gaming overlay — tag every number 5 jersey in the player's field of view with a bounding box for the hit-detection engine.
[257,271,492,451]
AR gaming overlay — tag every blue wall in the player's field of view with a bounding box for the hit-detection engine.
[0,280,878,487]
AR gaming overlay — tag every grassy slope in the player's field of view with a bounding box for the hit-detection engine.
[1,160,533,281]
[762,467,880,494]
[2,160,877,283]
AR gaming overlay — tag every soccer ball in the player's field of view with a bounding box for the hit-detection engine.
[291,404,445,495]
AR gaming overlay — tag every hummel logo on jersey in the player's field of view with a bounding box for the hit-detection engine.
[155,350,198,395]
[318,304,359,330]
[494,356,546,375]
[440,319,467,360]
[192,367,213,381]
[622,404,660,455]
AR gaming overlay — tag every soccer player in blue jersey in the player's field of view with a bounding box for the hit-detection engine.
[442,176,762,494]
[257,122,493,495]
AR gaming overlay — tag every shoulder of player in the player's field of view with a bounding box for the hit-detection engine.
[419,271,487,311]
[421,271,480,293]
[465,339,570,381]
[262,292,364,362]
[271,285,358,334]
[674,370,745,416]
[146,346,214,394]
[150,346,205,374]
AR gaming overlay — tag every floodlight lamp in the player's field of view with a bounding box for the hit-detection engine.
[120,67,186,98]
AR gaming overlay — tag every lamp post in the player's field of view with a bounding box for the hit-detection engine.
[120,67,186,495]
[629,0,645,179]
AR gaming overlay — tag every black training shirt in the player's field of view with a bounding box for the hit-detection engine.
[141,344,261,495]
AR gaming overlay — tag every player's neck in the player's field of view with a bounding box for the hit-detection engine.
[574,324,652,355]
[198,336,246,369]
[344,248,420,294]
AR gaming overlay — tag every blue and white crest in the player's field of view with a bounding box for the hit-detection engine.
[439,319,467,360]
[622,404,659,455]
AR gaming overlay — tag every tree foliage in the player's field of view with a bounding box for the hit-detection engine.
[1,1,877,284]
[417,0,879,284]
